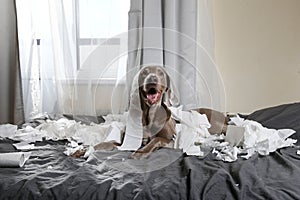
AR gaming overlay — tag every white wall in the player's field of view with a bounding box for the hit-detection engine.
[212,0,300,113]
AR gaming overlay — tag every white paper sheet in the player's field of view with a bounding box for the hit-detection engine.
[170,106,212,156]
[0,124,17,138]
[225,125,245,147]
[118,73,143,151]
[13,142,35,150]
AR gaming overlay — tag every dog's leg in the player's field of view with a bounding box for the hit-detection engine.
[195,108,229,134]
[94,140,120,151]
[130,137,171,159]
[70,140,120,158]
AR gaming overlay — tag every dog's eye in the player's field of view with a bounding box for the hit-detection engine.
[141,68,149,76]
[157,70,164,76]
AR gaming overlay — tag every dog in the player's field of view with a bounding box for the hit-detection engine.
[95,66,177,159]
[129,66,177,159]
[71,66,228,159]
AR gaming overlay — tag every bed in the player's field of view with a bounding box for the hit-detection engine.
[1,103,300,200]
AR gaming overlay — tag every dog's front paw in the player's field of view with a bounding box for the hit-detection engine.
[94,142,116,151]
[129,151,150,160]
[70,149,87,158]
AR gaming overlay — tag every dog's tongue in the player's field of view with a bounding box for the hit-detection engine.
[147,93,160,105]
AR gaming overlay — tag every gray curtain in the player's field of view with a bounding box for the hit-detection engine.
[0,0,24,125]
[127,0,225,111]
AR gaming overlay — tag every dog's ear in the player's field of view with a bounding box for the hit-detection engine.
[163,89,172,107]
[160,66,170,92]
[166,70,170,92]
[163,74,175,107]
[139,86,148,110]
[164,80,180,107]
[161,67,172,106]
[162,103,172,122]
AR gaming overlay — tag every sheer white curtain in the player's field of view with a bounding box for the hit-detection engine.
[16,0,76,120]
[16,0,130,121]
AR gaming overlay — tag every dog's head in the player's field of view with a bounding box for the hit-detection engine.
[138,66,170,106]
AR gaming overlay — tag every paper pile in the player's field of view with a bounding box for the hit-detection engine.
[173,110,297,162]
[0,108,297,163]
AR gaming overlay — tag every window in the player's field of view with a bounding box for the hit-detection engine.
[76,0,130,82]
[16,0,131,118]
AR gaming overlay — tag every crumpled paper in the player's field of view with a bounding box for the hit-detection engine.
[0,115,125,152]
[0,124,18,138]
[231,115,296,159]
[186,113,297,162]
[174,110,297,162]
[170,106,211,156]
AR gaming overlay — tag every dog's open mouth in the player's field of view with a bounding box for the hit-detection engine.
[146,87,162,105]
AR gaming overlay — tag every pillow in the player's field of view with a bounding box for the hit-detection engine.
[245,102,300,145]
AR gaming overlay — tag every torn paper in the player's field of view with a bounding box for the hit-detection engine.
[118,71,143,151]
[213,146,241,162]
[225,125,245,147]
[13,142,35,150]
[170,106,213,156]
[0,124,17,138]
[171,109,297,162]
[232,117,297,159]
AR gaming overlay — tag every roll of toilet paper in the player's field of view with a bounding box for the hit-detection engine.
[0,152,31,167]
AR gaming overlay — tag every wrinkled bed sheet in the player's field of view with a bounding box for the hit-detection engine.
[1,103,300,199]
[0,144,300,200]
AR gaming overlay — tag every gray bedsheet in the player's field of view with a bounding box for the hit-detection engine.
[0,144,300,200]
[1,102,300,200]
